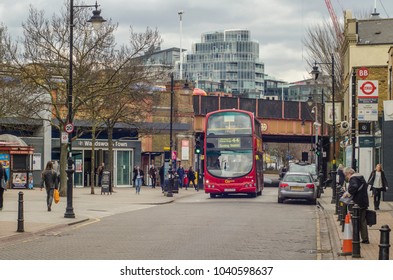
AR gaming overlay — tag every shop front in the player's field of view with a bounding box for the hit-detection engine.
[71,139,141,187]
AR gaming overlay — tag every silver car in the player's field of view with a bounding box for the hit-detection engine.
[288,162,322,198]
[277,172,317,204]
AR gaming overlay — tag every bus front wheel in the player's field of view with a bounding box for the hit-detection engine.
[210,194,216,198]
[248,192,257,198]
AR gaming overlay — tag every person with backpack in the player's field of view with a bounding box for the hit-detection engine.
[41,161,59,212]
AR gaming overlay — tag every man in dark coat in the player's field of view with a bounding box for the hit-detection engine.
[159,165,165,193]
[343,167,369,243]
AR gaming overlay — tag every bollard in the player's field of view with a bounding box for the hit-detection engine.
[17,191,24,232]
[379,225,391,260]
[335,186,341,215]
[352,204,361,258]
[341,203,348,232]
[337,201,342,222]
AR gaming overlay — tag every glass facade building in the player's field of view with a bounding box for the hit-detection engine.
[182,29,265,98]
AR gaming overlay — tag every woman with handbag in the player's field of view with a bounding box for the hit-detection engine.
[41,161,59,211]
[367,163,389,210]
[0,163,8,211]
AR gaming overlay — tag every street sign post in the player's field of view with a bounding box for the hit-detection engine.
[357,80,378,99]
[61,132,69,144]
[64,123,74,134]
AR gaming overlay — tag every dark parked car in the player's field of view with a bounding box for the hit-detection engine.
[277,171,317,204]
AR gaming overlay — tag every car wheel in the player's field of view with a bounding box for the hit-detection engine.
[278,197,284,203]
[210,194,216,198]
[309,198,317,205]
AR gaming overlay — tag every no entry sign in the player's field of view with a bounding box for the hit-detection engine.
[357,80,378,98]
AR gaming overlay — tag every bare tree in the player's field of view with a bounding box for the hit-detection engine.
[303,20,344,102]
[1,1,163,195]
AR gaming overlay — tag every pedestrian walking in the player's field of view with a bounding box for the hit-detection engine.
[133,166,144,194]
[159,164,165,193]
[52,160,61,191]
[342,167,369,244]
[0,162,8,211]
[97,162,105,187]
[177,163,185,189]
[187,166,197,191]
[367,163,389,210]
[149,164,157,188]
[40,161,59,212]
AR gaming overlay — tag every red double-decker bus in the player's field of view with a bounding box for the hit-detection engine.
[203,109,264,198]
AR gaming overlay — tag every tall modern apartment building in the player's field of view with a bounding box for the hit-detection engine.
[182,29,265,98]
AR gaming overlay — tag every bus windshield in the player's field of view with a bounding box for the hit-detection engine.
[206,149,253,178]
[207,111,252,136]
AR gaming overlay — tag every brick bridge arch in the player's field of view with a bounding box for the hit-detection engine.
[193,95,328,144]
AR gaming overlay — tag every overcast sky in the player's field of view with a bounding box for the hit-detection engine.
[1,0,393,83]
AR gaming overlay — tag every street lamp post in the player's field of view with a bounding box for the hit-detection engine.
[311,106,321,171]
[311,53,336,205]
[166,73,174,197]
[65,1,106,218]
[178,10,184,80]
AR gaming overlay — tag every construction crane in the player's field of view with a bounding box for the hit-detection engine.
[324,0,344,42]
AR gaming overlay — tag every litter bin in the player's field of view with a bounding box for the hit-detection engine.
[164,175,179,194]
[101,170,111,195]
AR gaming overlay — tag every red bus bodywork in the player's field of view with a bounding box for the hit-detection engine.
[203,109,264,198]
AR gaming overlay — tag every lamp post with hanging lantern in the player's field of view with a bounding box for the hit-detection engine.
[310,53,337,206]
[65,1,106,218]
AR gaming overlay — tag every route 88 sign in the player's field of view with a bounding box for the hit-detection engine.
[65,123,74,134]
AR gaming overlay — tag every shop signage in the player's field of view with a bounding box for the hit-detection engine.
[74,140,134,148]
[359,136,375,148]
[358,122,371,135]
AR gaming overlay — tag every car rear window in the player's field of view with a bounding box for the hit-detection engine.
[289,163,316,175]
[284,175,311,183]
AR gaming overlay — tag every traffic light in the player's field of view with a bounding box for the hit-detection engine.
[195,139,201,154]
[195,133,204,154]
[315,142,321,156]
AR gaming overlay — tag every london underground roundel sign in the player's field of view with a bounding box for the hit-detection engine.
[357,80,378,98]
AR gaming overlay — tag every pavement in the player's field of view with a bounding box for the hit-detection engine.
[0,185,197,242]
[1,184,393,260]
[318,186,393,260]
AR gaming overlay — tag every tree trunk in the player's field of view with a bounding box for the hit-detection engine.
[90,126,96,195]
